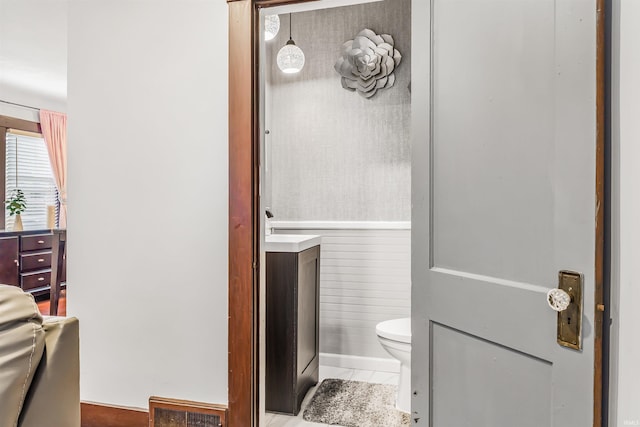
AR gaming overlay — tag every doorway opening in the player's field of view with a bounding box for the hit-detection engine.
[226,1,607,426]
[0,115,66,317]
[258,0,412,425]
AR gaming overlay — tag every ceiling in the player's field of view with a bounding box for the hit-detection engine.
[0,0,378,112]
[0,0,67,110]
[266,0,383,15]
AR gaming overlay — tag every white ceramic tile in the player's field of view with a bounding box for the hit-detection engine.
[266,413,311,427]
[262,412,275,426]
[369,370,400,385]
[318,366,353,381]
[351,369,375,382]
[267,408,339,427]
[268,413,345,427]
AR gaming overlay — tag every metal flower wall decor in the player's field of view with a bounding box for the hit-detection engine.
[334,28,402,99]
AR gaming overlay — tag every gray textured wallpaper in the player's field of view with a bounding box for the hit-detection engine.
[265,0,411,221]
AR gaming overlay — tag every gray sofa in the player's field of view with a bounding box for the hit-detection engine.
[0,284,80,427]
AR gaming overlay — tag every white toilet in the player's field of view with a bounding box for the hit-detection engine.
[376,317,411,413]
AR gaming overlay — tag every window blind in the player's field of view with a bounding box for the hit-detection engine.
[5,133,59,230]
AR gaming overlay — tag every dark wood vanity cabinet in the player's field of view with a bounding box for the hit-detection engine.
[266,245,320,415]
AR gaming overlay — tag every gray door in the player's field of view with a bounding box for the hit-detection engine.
[411,0,599,426]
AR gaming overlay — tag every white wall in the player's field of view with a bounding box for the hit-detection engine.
[0,93,66,119]
[0,103,41,123]
[611,0,640,425]
[0,0,68,115]
[67,0,228,409]
[266,1,411,221]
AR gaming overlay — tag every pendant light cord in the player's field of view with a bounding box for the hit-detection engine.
[289,13,292,41]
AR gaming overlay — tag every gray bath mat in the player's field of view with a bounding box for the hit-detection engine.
[303,378,410,427]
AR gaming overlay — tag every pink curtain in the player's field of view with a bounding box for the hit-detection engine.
[39,110,67,228]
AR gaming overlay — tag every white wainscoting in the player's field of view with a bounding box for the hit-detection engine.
[272,221,411,367]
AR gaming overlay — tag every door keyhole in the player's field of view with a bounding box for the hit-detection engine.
[567,317,571,325]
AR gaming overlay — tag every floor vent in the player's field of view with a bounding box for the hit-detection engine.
[149,396,227,427]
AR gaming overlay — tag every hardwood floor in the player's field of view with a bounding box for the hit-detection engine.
[36,289,66,316]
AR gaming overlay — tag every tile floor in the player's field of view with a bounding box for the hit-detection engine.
[264,365,400,427]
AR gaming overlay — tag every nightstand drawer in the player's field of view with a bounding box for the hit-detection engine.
[21,270,51,291]
[20,252,52,272]
[21,234,53,251]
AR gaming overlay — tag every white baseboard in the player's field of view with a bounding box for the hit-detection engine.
[320,353,400,373]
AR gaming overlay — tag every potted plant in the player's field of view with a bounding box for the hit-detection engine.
[5,189,27,231]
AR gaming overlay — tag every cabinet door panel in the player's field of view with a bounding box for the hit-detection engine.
[265,251,298,413]
[297,247,319,376]
[0,237,19,286]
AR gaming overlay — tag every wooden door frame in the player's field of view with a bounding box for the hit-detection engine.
[595,2,606,426]
[227,1,607,426]
[227,1,315,426]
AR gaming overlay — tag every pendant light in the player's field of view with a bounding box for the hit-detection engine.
[277,13,305,74]
[264,15,280,41]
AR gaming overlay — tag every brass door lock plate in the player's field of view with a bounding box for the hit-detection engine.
[556,270,583,350]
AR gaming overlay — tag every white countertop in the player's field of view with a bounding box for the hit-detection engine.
[264,234,321,253]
